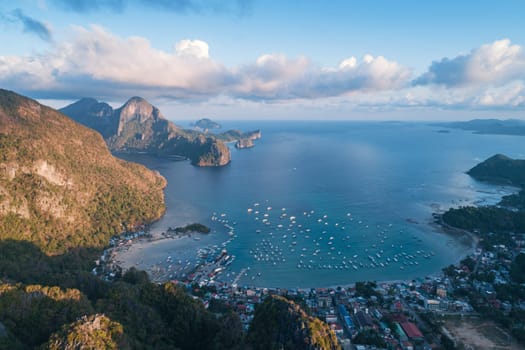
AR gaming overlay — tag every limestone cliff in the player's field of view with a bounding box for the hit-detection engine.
[61,97,231,167]
[235,138,254,149]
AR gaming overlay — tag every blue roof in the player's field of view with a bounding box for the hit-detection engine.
[344,316,354,328]
[338,304,350,317]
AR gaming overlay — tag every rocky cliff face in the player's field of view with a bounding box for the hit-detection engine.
[0,89,166,254]
[235,138,254,149]
[45,314,126,350]
[61,97,231,167]
[115,96,164,136]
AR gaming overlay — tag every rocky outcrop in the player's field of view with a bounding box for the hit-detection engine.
[246,295,341,350]
[45,314,126,350]
[218,129,261,150]
[235,138,254,149]
[61,97,231,167]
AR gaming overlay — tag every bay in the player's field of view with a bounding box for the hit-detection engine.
[119,121,524,288]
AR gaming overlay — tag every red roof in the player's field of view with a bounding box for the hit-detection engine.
[400,322,423,339]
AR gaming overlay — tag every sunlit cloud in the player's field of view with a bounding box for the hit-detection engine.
[0,28,524,111]
[0,25,410,101]
[414,39,525,87]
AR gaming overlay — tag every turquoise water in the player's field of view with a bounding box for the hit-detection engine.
[120,122,524,288]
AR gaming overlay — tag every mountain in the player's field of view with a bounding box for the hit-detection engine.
[437,119,525,136]
[60,97,231,166]
[0,89,166,254]
[467,154,525,186]
[59,98,117,138]
[246,295,341,350]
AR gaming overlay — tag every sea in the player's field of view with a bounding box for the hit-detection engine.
[118,121,525,288]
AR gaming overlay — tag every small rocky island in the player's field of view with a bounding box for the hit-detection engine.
[218,129,262,149]
[193,118,221,131]
[236,138,255,149]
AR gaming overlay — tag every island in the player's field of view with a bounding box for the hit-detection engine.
[167,223,211,235]
[192,118,221,131]
[435,118,525,136]
[217,129,262,149]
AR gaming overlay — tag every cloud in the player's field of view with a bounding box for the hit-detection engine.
[1,28,523,111]
[1,9,53,42]
[0,25,409,101]
[49,0,253,15]
[415,39,525,87]
[474,81,525,107]
[175,39,209,59]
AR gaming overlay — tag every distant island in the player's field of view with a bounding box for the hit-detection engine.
[191,119,262,149]
[192,118,221,131]
[217,129,262,149]
[436,119,525,136]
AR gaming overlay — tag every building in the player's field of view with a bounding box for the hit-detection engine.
[400,322,423,341]
[436,285,447,298]
[425,299,440,311]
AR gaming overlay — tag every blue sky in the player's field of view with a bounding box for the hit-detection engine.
[1,0,525,120]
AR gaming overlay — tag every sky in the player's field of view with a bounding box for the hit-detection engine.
[1,0,525,121]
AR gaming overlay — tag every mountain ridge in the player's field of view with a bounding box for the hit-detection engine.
[0,89,166,254]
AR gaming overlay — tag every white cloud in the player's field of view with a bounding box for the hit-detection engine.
[0,25,410,101]
[175,39,209,59]
[475,81,525,107]
[415,39,525,87]
[1,29,524,111]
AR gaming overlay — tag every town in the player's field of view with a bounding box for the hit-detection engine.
[180,231,525,350]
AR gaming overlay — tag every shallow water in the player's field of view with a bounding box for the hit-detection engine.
[118,121,523,288]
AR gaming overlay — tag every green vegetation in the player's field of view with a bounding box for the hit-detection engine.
[442,154,525,251]
[45,314,126,350]
[0,240,244,349]
[246,295,340,350]
[441,154,525,346]
[0,89,166,254]
[510,253,525,284]
[0,89,239,347]
[170,223,211,234]
[467,154,525,186]
[353,329,386,348]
